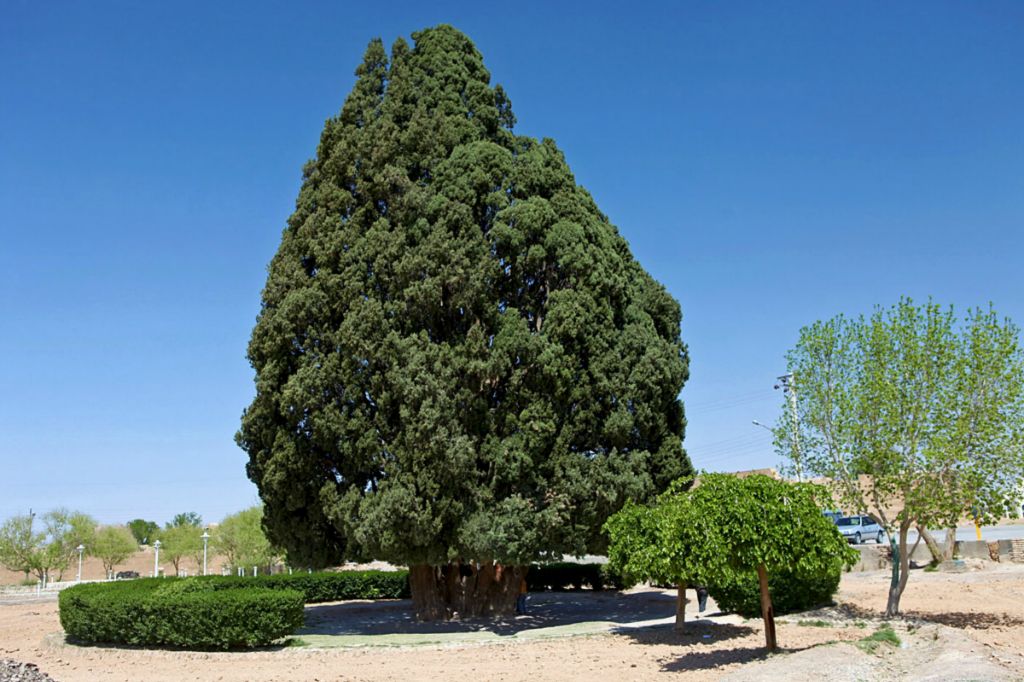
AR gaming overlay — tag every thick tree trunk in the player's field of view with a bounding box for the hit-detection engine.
[409,562,528,621]
[675,583,687,632]
[885,523,911,618]
[942,527,958,561]
[756,564,777,652]
[918,526,943,564]
[918,526,957,564]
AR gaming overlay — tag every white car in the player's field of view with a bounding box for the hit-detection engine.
[836,515,885,544]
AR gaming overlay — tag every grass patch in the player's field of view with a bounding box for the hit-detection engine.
[284,637,310,647]
[853,621,867,629]
[924,562,939,572]
[856,625,900,653]
[797,619,831,628]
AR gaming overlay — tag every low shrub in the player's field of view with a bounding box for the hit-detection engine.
[192,570,410,602]
[527,562,634,591]
[706,564,841,618]
[59,578,304,649]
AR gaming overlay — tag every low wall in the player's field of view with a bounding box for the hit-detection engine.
[849,539,1016,572]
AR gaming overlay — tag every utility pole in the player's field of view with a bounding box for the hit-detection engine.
[775,373,803,482]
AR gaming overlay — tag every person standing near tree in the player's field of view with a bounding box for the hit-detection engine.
[516,576,528,615]
[695,585,709,613]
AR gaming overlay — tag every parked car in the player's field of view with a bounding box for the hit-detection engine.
[822,509,844,524]
[115,571,140,580]
[836,515,885,544]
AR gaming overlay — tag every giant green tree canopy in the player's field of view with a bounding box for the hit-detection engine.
[238,25,691,619]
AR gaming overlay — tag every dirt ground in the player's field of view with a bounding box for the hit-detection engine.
[1,564,1023,681]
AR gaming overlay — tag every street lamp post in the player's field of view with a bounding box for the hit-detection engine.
[774,373,803,482]
[153,540,162,578]
[201,531,210,576]
[76,544,85,582]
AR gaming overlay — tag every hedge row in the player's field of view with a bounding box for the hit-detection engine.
[58,579,304,649]
[192,570,411,602]
[706,565,841,618]
[527,562,633,591]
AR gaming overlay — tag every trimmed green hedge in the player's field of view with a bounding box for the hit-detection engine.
[58,571,409,649]
[527,562,633,591]
[59,579,304,649]
[706,565,841,618]
[191,570,410,602]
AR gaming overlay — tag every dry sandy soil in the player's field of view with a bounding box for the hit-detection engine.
[1,564,1023,681]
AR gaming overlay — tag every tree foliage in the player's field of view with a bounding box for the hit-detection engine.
[166,512,202,529]
[213,507,278,572]
[127,519,160,545]
[0,510,96,581]
[236,24,690,617]
[92,526,138,576]
[606,474,855,650]
[777,299,1024,616]
[0,514,43,579]
[158,525,203,574]
[42,509,97,580]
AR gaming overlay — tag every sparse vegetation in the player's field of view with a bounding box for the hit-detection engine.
[856,625,901,653]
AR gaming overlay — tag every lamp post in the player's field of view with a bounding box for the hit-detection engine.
[153,539,162,577]
[774,373,803,482]
[201,530,210,576]
[76,544,85,582]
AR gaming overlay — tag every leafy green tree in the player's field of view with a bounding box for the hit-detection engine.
[777,299,1024,617]
[214,507,278,573]
[0,514,43,580]
[127,519,160,545]
[166,512,202,529]
[92,526,138,577]
[0,510,96,582]
[157,525,202,574]
[606,474,855,651]
[237,25,691,619]
[41,509,97,581]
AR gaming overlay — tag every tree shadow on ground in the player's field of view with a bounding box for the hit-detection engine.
[619,621,755,646]
[302,589,682,637]
[829,602,1024,630]
[901,610,1024,630]
[660,645,772,673]
[617,622,780,674]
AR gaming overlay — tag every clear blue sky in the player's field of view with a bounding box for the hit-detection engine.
[2,1,1022,525]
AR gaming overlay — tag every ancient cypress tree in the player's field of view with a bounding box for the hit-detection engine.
[238,25,691,620]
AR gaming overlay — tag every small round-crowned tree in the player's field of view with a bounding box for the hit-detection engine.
[238,25,691,620]
[606,474,856,650]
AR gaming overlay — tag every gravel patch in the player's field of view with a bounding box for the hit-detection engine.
[0,660,56,682]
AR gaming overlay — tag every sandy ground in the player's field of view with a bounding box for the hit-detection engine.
[1,564,1023,681]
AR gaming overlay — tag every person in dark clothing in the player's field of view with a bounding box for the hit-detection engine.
[695,586,709,613]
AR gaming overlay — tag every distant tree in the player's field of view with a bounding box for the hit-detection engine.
[41,509,97,581]
[127,519,159,545]
[213,507,277,572]
[0,514,43,580]
[92,526,138,576]
[238,24,691,621]
[158,525,202,575]
[777,299,1024,617]
[0,510,96,582]
[166,512,202,529]
[606,474,855,651]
